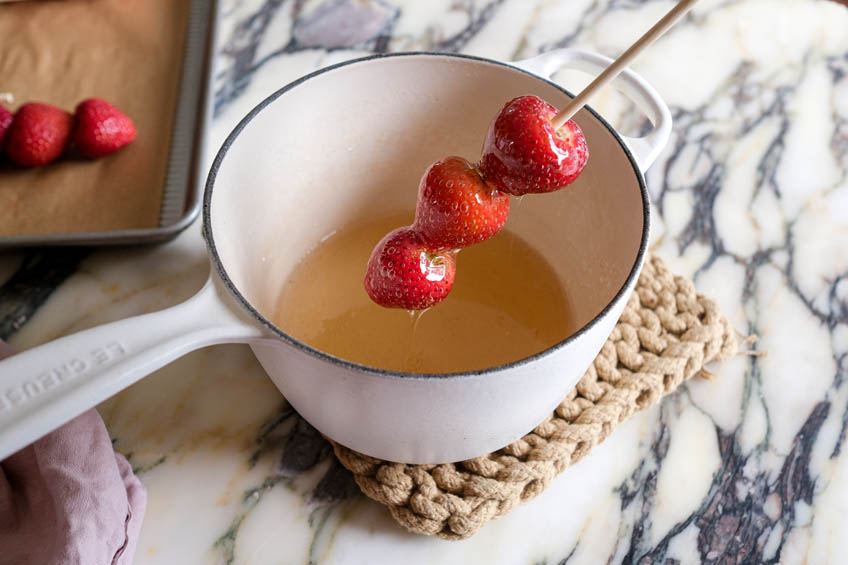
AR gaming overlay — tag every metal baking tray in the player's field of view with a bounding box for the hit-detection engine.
[0,0,218,247]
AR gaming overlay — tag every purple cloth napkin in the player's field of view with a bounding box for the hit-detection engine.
[0,341,146,565]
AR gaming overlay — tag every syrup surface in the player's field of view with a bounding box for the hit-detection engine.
[273,213,577,373]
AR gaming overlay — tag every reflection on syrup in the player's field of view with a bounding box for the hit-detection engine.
[273,213,577,373]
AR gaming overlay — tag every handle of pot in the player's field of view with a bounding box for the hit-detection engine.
[0,278,266,461]
[513,47,672,171]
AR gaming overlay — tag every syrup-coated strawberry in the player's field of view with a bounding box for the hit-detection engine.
[0,105,13,149]
[480,95,588,196]
[71,98,136,158]
[4,103,73,167]
[364,227,456,310]
[414,156,510,250]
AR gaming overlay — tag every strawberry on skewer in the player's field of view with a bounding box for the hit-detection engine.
[0,106,13,149]
[414,156,510,250]
[364,227,456,310]
[480,95,588,196]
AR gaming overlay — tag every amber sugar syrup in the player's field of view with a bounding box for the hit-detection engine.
[273,213,578,373]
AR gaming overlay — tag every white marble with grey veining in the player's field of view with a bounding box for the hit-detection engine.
[2,0,847,563]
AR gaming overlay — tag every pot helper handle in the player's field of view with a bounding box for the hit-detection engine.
[0,278,266,461]
[513,48,672,171]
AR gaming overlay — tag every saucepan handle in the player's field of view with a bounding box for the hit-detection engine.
[0,278,266,461]
[513,47,672,171]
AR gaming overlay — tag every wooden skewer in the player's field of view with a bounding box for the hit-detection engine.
[550,0,698,129]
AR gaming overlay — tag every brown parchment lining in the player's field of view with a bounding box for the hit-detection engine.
[0,0,190,235]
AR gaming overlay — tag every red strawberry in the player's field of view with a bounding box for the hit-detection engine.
[4,103,73,167]
[0,105,13,149]
[480,95,588,196]
[71,98,136,158]
[413,156,510,250]
[364,227,456,310]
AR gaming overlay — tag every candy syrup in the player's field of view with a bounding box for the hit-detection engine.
[273,212,578,373]
[406,307,429,369]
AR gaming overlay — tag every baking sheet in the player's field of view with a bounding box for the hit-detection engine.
[0,0,217,247]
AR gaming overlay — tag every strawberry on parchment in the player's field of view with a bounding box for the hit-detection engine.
[4,102,73,167]
[71,98,136,158]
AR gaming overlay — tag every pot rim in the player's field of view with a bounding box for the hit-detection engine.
[203,51,651,380]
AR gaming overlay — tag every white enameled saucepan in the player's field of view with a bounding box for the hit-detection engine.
[0,49,670,464]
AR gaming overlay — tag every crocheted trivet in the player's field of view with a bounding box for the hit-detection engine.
[332,255,742,540]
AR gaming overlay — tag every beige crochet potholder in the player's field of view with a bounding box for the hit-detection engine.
[331,254,743,540]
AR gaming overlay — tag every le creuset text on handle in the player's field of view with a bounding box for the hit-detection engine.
[0,279,264,461]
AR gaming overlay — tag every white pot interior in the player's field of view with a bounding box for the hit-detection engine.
[209,54,646,360]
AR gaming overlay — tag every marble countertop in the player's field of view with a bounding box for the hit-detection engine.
[2,0,848,563]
